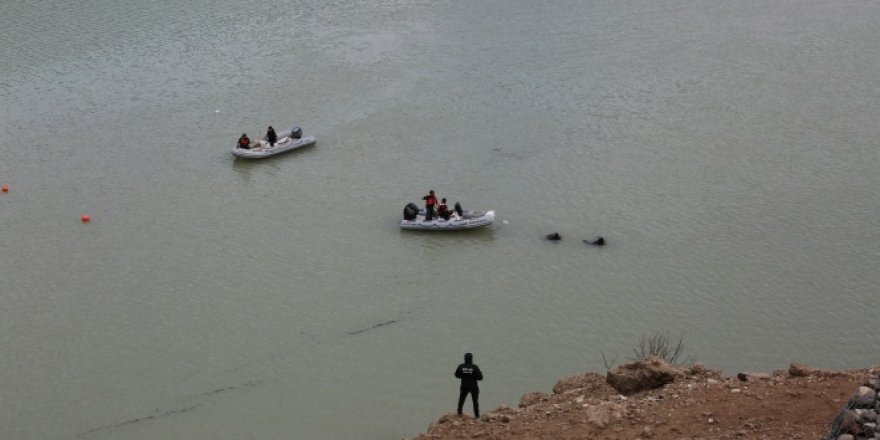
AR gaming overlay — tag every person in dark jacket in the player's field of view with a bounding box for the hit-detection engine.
[454,352,483,418]
[266,126,277,147]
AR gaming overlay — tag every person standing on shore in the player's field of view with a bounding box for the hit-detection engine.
[455,352,483,418]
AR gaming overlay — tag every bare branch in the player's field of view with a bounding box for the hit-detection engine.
[630,331,688,366]
[600,351,619,371]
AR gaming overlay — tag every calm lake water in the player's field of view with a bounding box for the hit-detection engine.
[2,0,879,438]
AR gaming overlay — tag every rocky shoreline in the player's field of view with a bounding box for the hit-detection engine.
[410,358,879,440]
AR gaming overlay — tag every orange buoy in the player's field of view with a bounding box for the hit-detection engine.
[81,214,91,223]
[1,183,8,193]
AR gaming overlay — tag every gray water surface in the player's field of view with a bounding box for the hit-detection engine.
[2,0,879,438]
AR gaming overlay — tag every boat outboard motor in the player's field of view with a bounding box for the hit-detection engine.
[454,202,463,217]
[290,127,302,139]
[403,203,419,220]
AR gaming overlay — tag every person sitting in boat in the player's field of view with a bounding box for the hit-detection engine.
[266,126,277,147]
[437,198,452,220]
[238,133,251,149]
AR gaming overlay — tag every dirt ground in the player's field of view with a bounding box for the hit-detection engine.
[411,363,875,440]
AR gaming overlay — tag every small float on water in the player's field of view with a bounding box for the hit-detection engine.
[399,202,495,231]
[232,126,316,159]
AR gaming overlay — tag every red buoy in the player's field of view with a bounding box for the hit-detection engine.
[81,214,91,223]
[1,183,8,193]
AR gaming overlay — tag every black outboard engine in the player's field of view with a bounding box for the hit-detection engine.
[403,203,419,220]
[290,127,302,139]
[454,202,463,217]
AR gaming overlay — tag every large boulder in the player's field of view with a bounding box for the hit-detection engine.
[519,392,550,408]
[789,362,816,377]
[854,386,878,408]
[552,372,617,398]
[606,356,684,395]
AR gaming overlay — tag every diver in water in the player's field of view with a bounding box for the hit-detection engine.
[584,236,606,246]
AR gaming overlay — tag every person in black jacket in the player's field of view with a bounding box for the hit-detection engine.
[266,126,277,147]
[454,352,483,418]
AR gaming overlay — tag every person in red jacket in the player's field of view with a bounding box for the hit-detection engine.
[238,133,251,149]
[437,198,451,220]
[422,190,438,221]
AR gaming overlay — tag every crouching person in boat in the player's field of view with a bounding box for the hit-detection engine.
[437,198,452,220]
[238,133,251,149]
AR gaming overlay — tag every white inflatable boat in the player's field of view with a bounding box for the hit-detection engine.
[399,204,495,231]
[232,126,316,159]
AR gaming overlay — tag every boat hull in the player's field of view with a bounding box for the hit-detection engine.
[400,210,495,231]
